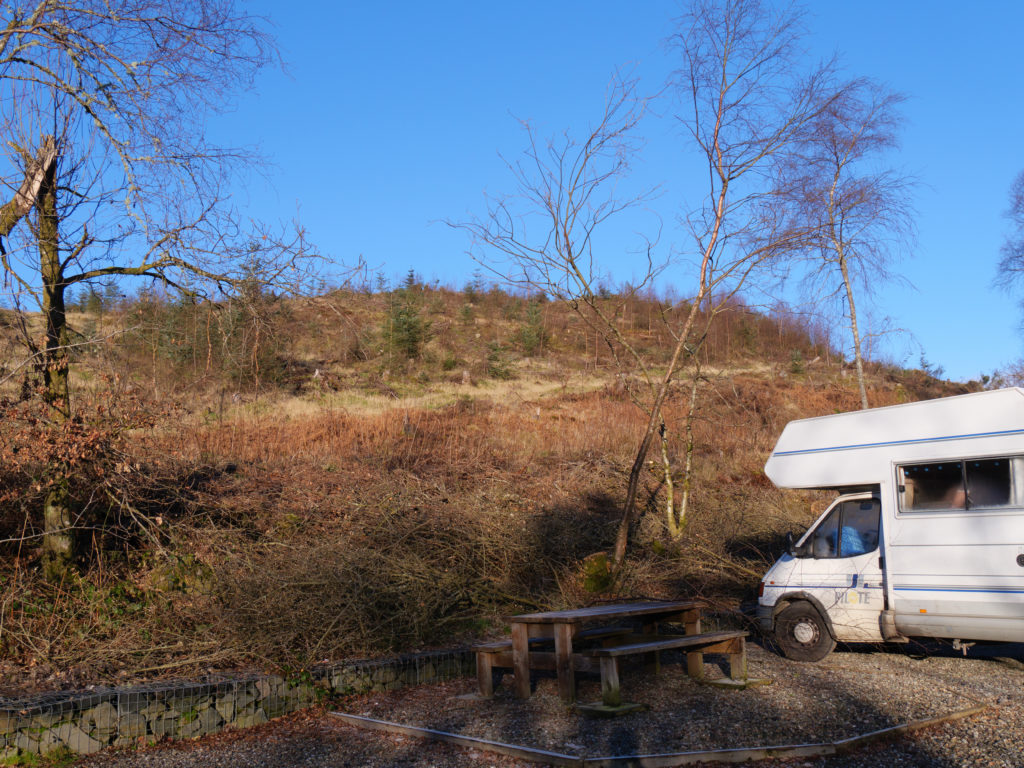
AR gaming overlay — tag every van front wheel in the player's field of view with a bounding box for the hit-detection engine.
[775,602,835,662]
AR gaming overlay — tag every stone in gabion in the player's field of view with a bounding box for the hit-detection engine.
[262,696,290,718]
[30,710,63,728]
[256,676,284,698]
[214,694,236,722]
[149,713,179,739]
[117,713,148,740]
[177,718,201,739]
[36,727,63,755]
[13,729,40,754]
[196,707,223,736]
[233,708,268,729]
[85,701,119,737]
[55,722,106,754]
[140,701,170,718]
[234,687,258,709]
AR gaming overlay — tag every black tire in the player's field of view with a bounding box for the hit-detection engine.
[775,602,836,662]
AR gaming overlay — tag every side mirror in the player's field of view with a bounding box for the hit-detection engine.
[785,531,796,557]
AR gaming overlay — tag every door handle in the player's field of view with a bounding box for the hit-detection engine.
[1017,554,1024,567]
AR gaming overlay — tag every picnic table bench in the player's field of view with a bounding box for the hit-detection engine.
[474,626,633,698]
[582,629,748,708]
[473,600,751,708]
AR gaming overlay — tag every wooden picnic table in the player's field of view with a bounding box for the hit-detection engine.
[508,599,704,702]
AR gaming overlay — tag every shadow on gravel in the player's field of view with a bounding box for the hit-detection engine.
[363,636,1002,767]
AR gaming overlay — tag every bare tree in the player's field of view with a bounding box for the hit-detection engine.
[996,170,1024,295]
[451,72,675,563]
[592,0,842,563]
[453,72,653,296]
[775,80,915,409]
[994,172,1024,387]
[456,0,841,569]
[0,1,317,579]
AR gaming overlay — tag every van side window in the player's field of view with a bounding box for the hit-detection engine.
[809,499,880,559]
[900,462,965,510]
[965,459,1011,507]
[899,458,1014,511]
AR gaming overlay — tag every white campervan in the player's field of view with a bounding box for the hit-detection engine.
[757,388,1024,661]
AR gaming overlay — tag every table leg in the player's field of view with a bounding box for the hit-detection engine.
[599,657,622,707]
[684,608,701,635]
[476,650,494,698]
[728,637,748,680]
[684,607,704,680]
[641,620,661,674]
[511,622,531,699]
[553,622,575,703]
[687,649,705,680]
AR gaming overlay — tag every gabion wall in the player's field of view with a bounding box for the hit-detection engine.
[0,648,474,758]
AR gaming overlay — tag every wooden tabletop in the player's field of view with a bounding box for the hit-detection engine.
[509,599,703,625]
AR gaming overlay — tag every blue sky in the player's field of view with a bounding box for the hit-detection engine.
[211,1,1024,383]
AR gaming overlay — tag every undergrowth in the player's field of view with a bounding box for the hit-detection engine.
[0,287,976,694]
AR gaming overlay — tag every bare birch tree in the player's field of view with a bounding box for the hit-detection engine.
[0,1,317,579]
[456,0,841,569]
[996,170,1024,296]
[775,80,914,409]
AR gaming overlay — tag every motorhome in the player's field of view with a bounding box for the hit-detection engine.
[757,388,1024,661]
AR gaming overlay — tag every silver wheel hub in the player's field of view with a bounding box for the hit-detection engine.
[793,619,818,645]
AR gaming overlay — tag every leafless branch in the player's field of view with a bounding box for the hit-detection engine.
[773,78,915,407]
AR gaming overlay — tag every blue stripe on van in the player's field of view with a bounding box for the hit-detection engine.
[771,585,884,591]
[895,586,1024,595]
[772,427,1024,457]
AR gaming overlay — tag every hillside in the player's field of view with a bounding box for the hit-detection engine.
[0,284,974,695]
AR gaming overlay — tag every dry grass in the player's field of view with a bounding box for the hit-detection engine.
[206,367,610,423]
[0,287,980,693]
[0,369,968,690]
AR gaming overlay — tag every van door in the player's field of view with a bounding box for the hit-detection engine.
[891,457,1024,642]
[796,496,885,642]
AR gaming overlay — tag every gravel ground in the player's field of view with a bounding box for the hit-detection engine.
[73,640,1024,767]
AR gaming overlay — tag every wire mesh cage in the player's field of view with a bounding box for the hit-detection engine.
[0,647,475,757]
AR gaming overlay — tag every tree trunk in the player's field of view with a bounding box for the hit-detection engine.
[610,180,725,568]
[675,366,701,536]
[660,419,678,537]
[837,249,869,410]
[38,151,75,581]
[611,289,709,565]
